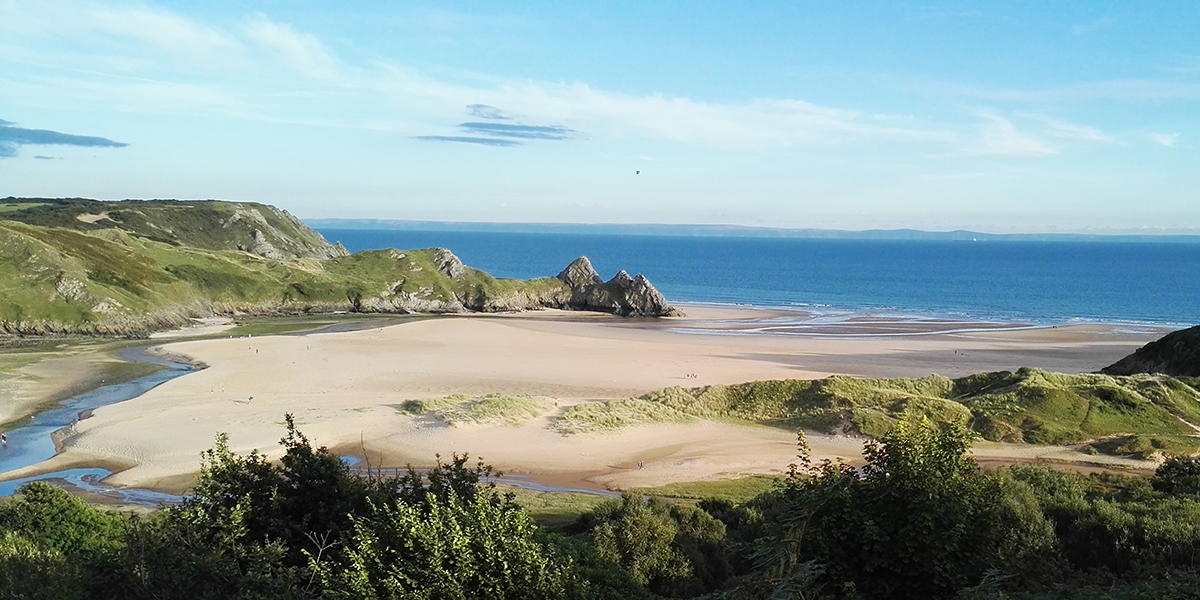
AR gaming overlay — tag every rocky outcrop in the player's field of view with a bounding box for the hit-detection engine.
[1102,325,1200,377]
[556,256,683,317]
[433,248,465,280]
[230,208,350,260]
[557,256,604,289]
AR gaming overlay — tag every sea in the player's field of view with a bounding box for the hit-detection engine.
[316,229,1200,328]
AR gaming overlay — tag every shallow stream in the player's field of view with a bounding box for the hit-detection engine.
[0,347,195,505]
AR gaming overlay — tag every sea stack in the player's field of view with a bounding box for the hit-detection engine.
[556,256,684,317]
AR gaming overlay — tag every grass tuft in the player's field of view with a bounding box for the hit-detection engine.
[399,393,546,427]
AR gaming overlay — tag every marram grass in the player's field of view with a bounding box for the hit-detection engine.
[400,393,547,427]
[553,369,1200,457]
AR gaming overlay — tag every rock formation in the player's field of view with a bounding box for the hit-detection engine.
[432,248,466,280]
[556,256,684,317]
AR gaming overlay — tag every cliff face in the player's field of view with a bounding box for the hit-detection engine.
[556,257,684,317]
[0,200,681,336]
[1102,325,1200,377]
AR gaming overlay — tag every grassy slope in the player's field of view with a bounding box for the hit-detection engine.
[556,368,1200,455]
[0,219,568,335]
[1103,324,1200,377]
[0,197,338,258]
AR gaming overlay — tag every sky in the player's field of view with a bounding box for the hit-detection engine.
[0,1,1198,233]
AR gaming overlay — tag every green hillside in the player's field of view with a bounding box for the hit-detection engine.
[0,199,579,336]
[0,197,346,259]
[1103,324,1200,377]
[557,368,1200,454]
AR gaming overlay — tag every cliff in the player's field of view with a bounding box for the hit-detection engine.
[1102,325,1200,377]
[0,199,680,337]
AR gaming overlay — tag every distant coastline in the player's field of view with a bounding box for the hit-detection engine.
[306,219,1200,243]
[314,227,1200,326]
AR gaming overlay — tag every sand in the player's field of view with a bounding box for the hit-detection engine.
[2,305,1174,493]
[0,351,131,425]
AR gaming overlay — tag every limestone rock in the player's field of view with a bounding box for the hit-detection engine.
[557,256,603,288]
[608,270,633,286]
[433,248,466,280]
[554,256,682,317]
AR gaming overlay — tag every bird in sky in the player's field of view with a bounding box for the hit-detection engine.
[635,170,640,175]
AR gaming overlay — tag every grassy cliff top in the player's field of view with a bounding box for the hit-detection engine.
[0,197,346,260]
[0,216,568,336]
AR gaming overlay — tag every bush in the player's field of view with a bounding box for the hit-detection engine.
[311,492,570,599]
[1153,455,1200,495]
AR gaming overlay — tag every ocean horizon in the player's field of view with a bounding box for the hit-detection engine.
[316,228,1200,328]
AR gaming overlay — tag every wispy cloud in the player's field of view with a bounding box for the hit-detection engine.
[241,14,337,78]
[0,119,128,158]
[971,114,1055,156]
[0,3,958,151]
[1033,115,1111,143]
[466,104,516,120]
[415,106,577,147]
[413,135,522,147]
[1149,132,1180,147]
[459,122,576,140]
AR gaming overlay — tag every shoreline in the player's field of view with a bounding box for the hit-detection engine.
[0,342,167,432]
[669,300,1188,333]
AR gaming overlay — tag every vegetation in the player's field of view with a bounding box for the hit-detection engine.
[631,476,780,504]
[497,487,611,530]
[557,369,1200,453]
[1104,324,1200,377]
[7,416,1200,598]
[1087,434,1200,461]
[554,395,696,433]
[399,393,547,427]
[0,197,340,258]
[0,198,573,336]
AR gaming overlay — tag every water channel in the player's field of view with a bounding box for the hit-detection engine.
[0,347,195,504]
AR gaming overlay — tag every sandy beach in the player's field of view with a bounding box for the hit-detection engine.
[0,305,1173,493]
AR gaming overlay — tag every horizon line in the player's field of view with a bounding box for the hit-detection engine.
[305,217,1200,240]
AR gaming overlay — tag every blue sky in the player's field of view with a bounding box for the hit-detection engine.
[1,1,1197,232]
